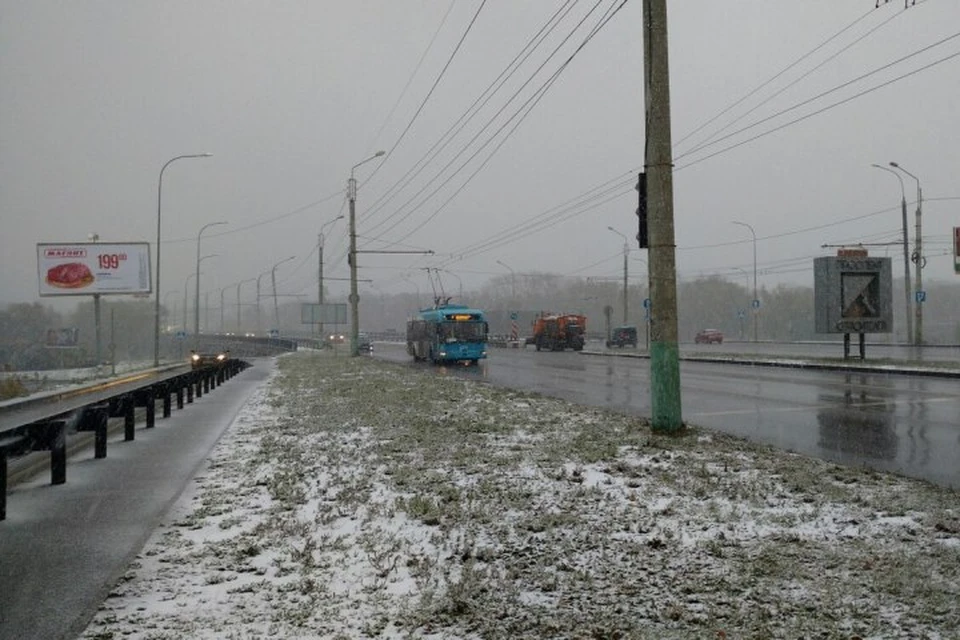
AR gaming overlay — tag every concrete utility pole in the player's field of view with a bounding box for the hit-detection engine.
[872,164,912,344]
[643,0,682,432]
[891,162,923,345]
[348,151,385,357]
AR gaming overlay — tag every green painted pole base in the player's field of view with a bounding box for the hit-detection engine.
[650,340,683,433]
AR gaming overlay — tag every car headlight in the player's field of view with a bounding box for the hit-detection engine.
[217,354,226,361]
[191,354,200,361]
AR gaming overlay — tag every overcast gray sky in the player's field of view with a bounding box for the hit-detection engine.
[2,0,958,309]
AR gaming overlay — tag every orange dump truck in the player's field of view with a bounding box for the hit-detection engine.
[529,313,586,351]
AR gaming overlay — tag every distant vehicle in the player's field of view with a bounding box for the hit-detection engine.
[358,333,373,353]
[190,349,228,369]
[328,333,346,344]
[694,329,724,344]
[530,312,586,351]
[407,303,488,365]
[606,325,638,348]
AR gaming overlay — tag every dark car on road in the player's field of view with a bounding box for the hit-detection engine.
[190,350,228,369]
[606,325,638,348]
[694,329,724,344]
[358,333,373,353]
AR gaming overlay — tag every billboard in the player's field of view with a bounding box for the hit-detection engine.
[954,227,960,275]
[45,327,79,348]
[37,242,152,296]
[301,303,347,324]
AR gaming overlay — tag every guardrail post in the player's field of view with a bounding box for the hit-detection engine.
[203,374,210,394]
[48,421,66,485]
[176,384,184,409]
[1,451,9,520]
[186,378,194,403]
[93,406,108,459]
[124,397,135,441]
[195,377,203,399]
[145,394,155,429]
[162,385,172,418]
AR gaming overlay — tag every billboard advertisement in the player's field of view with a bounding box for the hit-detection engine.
[954,227,960,275]
[37,242,152,296]
[45,327,79,348]
[301,302,347,324]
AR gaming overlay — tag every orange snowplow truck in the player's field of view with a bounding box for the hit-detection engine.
[530,313,586,351]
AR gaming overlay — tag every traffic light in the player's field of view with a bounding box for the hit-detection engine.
[635,172,648,249]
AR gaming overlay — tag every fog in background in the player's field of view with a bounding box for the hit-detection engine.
[2,1,958,319]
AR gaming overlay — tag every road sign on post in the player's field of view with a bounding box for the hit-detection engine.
[915,290,927,304]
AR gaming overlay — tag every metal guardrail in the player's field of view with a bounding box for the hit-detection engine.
[0,359,249,521]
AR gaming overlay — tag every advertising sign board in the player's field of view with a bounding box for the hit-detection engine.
[301,303,347,324]
[45,327,79,348]
[954,227,960,274]
[37,242,151,296]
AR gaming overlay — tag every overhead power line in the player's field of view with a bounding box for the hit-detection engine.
[361,0,580,227]
[673,5,878,154]
[364,0,488,187]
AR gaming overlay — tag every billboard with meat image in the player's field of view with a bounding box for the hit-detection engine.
[37,242,151,296]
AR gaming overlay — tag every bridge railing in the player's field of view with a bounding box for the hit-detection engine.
[0,358,249,521]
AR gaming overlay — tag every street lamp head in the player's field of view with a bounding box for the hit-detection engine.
[889,161,899,168]
[374,150,386,157]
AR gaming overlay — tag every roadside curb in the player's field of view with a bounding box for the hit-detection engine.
[581,349,960,379]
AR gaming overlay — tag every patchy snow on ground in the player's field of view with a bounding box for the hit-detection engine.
[82,352,960,639]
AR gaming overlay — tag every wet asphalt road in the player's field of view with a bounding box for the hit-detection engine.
[0,361,273,640]
[373,343,960,489]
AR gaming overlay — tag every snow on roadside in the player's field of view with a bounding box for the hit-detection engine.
[82,351,960,639]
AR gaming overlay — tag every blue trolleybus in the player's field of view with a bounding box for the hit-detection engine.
[406,303,488,365]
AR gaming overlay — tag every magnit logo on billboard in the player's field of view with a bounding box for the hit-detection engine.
[44,247,87,259]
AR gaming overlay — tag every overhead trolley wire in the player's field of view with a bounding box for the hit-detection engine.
[361,0,581,228]
[363,1,457,158]
[676,29,960,163]
[373,0,627,245]
[364,0,610,238]
[675,47,960,171]
[363,0,488,188]
[673,5,877,155]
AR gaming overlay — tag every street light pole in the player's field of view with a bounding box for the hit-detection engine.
[236,278,255,332]
[154,152,212,367]
[256,270,270,334]
[872,164,913,344]
[732,221,758,342]
[185,254,217,332]
[318,215,344,339]
[401,273,421,309]
[219,286,228,333]
[183,273,197,332]
[890,161,923,345]
[496,260,516,300]
[195,221,227,342]
[442,269,463,301]
[607,227,630,324]
[271,256,296,331]
[348,150,386,357]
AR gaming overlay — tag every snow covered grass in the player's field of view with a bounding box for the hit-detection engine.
[82,351,960,639]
